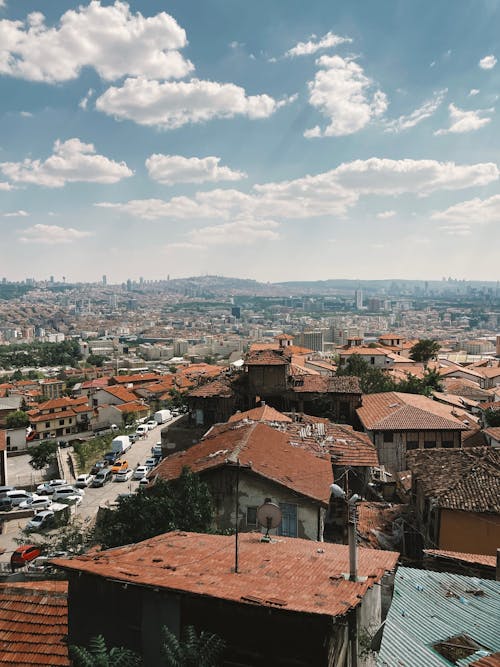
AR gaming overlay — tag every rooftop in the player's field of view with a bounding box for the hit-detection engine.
[290,375,361,394]
[53,531,398,619]
[424,549,497,569]
[154,421,333,505]
[0,581,68,666]
[378,567,500,667]
[357,392,469,431]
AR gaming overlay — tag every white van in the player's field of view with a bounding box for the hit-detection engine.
[135,425,149,437]
[6,490,32,506]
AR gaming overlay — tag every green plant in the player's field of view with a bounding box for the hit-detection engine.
[409,339,441,365]
[29,440,58,470]
[5,409,30,429]
[162,625,225,667]
[70,635,141,667]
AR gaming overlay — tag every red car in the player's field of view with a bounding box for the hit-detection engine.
[11,545,41,570]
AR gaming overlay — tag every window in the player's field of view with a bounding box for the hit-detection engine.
[45,422,50,428]
[59,419,64,426]
[370,357,375,365]
[424,440,436,449]
[383,432,393,443]
[442,440,454,448]
[246,506,257,526]
[407,438,418,450]
[278,503,298,538]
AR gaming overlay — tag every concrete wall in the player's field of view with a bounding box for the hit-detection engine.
[439,509,500,556]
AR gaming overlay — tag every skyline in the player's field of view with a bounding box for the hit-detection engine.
[1,1,500,281]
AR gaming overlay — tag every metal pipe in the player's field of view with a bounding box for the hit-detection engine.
[348,512,357,583]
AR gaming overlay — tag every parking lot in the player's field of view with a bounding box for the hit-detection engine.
[0,419,177,565]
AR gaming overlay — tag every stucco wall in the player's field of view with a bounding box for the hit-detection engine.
[439,509,500,556]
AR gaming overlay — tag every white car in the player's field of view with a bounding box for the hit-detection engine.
[133,465,149,480]
[75,474,94,488]
[144,457,156,470]
[6,489,33,506]
[138,477,149,489]
[52,486,84,502]
[114,468,133,482]
[146,420,157,430]
[19,495,53,511]
[26,510,55,532]
[36,479,67,496]
[135,425,148,437]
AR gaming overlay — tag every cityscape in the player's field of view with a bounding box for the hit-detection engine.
[0,1,499,666]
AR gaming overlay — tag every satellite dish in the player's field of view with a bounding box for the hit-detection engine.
[257,501,282,541]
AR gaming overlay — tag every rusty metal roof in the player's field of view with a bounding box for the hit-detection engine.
[52,532,399,619]
[0,581,69,666]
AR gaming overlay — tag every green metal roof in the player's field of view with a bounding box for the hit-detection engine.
[378,567,500,667]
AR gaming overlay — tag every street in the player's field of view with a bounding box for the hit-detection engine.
[0,420,175,564]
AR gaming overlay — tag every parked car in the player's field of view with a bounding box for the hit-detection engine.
[133,465,149,480]
[135,425,148,437]
[0,497,13,512]
[103,451,120,464]
[111,460,129,474]
[129,433,140,443]
[0,485,15,497]
[36,479,67,496]
[90,460,109,475]
[52,486,84,502]
[138,477,150,489]
[146,420,158,430]
[115,468,133,482]
[144,457,156,471]
[151,443,163,457]
[11,545,42,569]
[91,469,113,487]
[75,474,94,488]
[19,495,53,511]
[26,510,55,532]
[6,490,33,506]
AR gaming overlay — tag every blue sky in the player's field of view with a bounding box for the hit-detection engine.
[1,0,500,283]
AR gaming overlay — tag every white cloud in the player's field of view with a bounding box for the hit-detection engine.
[384,89,446,133]
[0,1,192,83]
[479,54,497,70]
[305,55,387,137]
[376,210,396,219]
[285,31,352,58]
[19,110,32,117]
[434,103,493,135]
[438,224,472,236]
[432,194,500,225]
[97,157,499,223]
[79,88,94,110]
[18,224,93,244]
[146,154,246,185]
[469,89,480,96]
[96,77,287,129]
[0,182,12,190]
[164,242,203,251]
[189,219,280,245]
[0,138,133,187]
[3,209,29,217]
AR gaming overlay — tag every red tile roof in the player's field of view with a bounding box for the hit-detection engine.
[0,581,68,666]
[356,502,405,549]
[484,426,500,441]
[155,421,333,505]
[187,378,234,399]
[113,401,149,414]
[470,653,500,667]
[357,392,469,431]
[112,373,160,385]
[36,396,87,411]
[228,406,292,423]
[52,531,399,619]
[290,375,361,394]
[101,385,138,403]
[245,349,289,366]
[81,377,109,389]
[423,549,496,568]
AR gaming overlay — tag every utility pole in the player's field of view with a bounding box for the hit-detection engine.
[234,458,240,573]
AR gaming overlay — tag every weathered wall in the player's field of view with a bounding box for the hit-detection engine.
[373,430,462,472]
[439,509,500,556]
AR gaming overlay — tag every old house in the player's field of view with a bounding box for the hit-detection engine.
[153,420,333,540]
[423,549,499,579]
[407,447,500,555]
[27,396,93,441]
[357,392,469,472]
[187,377,237,427]
[53,531,399,667]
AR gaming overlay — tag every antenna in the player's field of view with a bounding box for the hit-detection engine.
[257,500,282,543]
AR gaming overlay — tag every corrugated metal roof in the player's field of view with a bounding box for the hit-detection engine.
[378,567,500,667]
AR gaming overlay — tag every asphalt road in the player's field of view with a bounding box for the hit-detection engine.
[0,419,178,564]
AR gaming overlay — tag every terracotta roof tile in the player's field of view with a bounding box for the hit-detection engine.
[228,406,292,423]
[407,446,500,513]
[155,421,333,504]
[290,375,361,394]
[101,386,138,403]
[357,392,468,431]
[112,373,160,385]
[423,549,496,568]
[52,531,399,619]
[113,401,149,413]
[187,378,234,399]
[0,581,69,666]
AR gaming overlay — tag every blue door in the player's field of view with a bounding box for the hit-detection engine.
[278,503,297,537]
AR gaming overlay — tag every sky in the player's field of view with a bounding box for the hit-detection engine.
[1,0,500,283]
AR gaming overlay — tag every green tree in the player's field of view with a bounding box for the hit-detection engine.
[70,635,141,667]
[337,356,395,394]
[87,354,106,367]
[5,409,30,429]
[92,469,213,549]
[484,408,500,427]
[29,440,58,470]
[10,369,23,381]
[162,626,225,667]
[409,339,441,365]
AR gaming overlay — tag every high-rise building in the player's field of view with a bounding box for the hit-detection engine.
[301,331,324,352]
[355,289,363,310]
[102,275,107,286]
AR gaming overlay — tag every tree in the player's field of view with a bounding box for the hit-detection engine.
[70,635,141,667]
[484,408,500,427]
[5,409,30,429]
[337,356,395,394]
[162,626,225,667]
[29,440,58,470]
[10,369,23,381]
[87,354,106,367]
[409,339,441,365]
[92,469,213,549]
